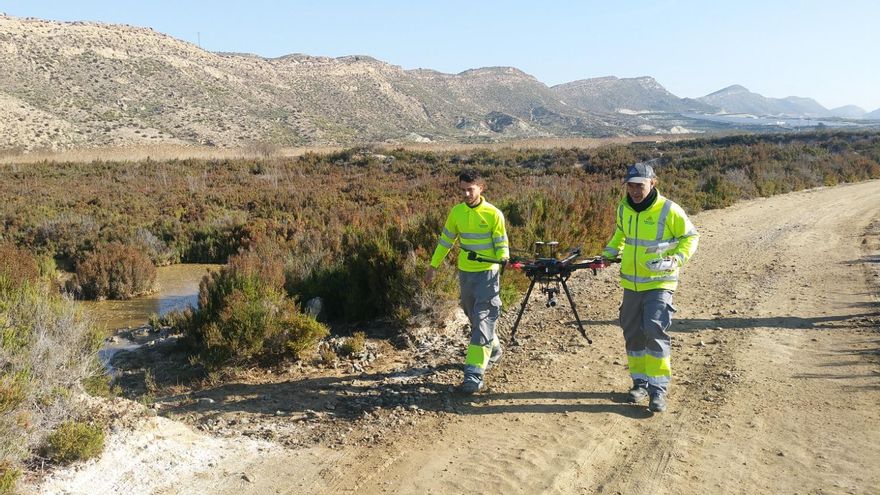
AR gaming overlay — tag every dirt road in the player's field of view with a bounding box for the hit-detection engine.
[32,180,880,494]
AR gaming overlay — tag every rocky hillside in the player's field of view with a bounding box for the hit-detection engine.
[698,85,831,117]
[0,15,641,152]
[1,14,874,153]
[552,76,716,114]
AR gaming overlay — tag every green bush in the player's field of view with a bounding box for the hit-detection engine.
[41,421,105,465]
[148,312,162,329]
[82,359,119,398]
[148,310,185,330]
[183,224,245,263]
[287,223,448,326]
[338,331,366,357]
[181,244,329,368]
[700,174,742,209]
[197,276,288,364]
[338,233,406,321]
[72,242,157,300]
[0,462,19,495]
[285,310,333,358]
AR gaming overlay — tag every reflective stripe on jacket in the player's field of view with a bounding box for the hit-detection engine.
[430,197,509,272]
[602,192,698,291]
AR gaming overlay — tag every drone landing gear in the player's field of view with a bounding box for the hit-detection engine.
[508,272,591,346]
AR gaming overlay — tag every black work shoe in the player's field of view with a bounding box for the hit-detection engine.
[627,386,649,403]
[649,393,667,412]
[456,374,484,395]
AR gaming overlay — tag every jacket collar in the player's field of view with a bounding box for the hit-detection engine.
[622,190,664,213]
[465,196,484,209]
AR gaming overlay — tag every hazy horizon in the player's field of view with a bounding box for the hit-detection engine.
[3,0,878,111]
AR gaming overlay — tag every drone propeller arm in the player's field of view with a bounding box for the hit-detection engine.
[465,250,508,265]
[463,245,618,346]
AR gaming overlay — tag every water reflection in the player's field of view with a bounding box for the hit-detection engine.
[81,263,220,331]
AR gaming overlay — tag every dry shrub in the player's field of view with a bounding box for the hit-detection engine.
[246,141,281,158]
[0,284,102,452]
[72,243,157,299]
[318,345,337,365]
[132,228,177,266]
[0,243,39,294]
[1,252,101,491]
[227,241,286,290]
[0,372,28,415]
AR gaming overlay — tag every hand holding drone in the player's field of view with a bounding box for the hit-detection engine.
[467,241,618,345]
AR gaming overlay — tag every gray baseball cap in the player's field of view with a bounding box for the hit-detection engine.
[624,161,657,184]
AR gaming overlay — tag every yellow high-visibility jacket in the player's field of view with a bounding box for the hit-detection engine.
[603,192,699,291]
[430,197,509,272]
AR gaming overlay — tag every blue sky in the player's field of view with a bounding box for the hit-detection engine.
[4,0,879,111]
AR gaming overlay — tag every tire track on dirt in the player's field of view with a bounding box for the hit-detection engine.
[333,181,880,495]
[586,181,880,494]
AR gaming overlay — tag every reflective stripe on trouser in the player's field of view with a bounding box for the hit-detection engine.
[619,288,674,394]
[459,269,501,377]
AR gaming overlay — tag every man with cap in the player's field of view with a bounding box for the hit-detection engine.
[601,159,699,412]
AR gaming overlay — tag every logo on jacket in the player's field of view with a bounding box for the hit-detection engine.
[643,216,656,226]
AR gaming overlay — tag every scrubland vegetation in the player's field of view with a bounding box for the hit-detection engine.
[0,244,105,493]
[67,242,157,300]
[0,130,879,491]
[176,242,329,369]
[1,130,877,315]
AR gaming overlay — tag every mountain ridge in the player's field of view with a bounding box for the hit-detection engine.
[698,84,832,117]
[552,76,717,114]
[864,108,880,120]
[0,14,874,152]
[830,105,867,119]
[1,14,632,151]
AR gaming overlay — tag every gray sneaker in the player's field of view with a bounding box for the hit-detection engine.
[627,386,649,403]
[649,393,667,412]
[456,373,484,395]
[486,345,503,369]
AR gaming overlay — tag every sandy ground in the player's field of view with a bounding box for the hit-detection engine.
[26,180,880,495]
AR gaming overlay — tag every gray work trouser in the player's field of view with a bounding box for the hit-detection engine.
[459,268,501,377]
[619,289,675,395]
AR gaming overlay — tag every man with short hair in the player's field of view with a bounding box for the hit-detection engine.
[426,169,509,394]
[602,160,699,412]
